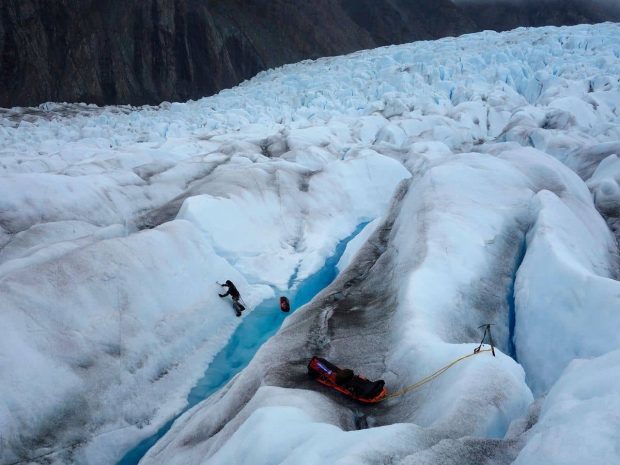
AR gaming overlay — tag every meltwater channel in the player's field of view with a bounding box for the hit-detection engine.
[118,222,369,465]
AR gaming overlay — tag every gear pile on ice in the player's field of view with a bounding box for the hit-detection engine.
[307,356,387,403]
[308,324,496,404]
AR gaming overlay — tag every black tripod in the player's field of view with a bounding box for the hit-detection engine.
[474,323,496,357]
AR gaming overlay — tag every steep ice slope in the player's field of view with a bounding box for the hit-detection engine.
[0,153,407,465]
[1,23,620,465]
[142,147,619,465]
[138,24,620,465]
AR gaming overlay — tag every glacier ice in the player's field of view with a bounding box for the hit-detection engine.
[1,22,620,465]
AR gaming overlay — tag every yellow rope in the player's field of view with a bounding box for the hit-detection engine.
[382,348,493,400]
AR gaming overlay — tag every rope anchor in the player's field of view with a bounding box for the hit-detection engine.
[474,323,496,356]
[383,324,497,401]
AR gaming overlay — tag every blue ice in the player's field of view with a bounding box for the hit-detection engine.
[117,222,368,465]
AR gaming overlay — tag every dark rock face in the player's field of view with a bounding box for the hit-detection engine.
[0,0,266,106]
[0,0,615,107]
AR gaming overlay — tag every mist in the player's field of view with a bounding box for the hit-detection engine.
[451,0,620,20]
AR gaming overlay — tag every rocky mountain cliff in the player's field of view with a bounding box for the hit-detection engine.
[0,0,615,107]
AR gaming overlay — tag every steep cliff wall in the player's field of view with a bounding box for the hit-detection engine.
[0,0,613,107]
[0,0,265,106]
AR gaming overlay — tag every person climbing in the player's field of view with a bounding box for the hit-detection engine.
[219,280,245,316]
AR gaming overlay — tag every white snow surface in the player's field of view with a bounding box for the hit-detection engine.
[336,217,381,272]
[512,350,620,465]
[1,22,620,465]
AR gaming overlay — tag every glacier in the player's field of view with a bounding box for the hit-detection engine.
[1,22,619,465]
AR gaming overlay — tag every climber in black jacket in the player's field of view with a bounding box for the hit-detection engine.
[219,280,245,315]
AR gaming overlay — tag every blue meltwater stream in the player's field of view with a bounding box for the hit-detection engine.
[117,222,368,465]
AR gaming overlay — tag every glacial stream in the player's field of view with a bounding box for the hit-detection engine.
[117,222,369,465]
